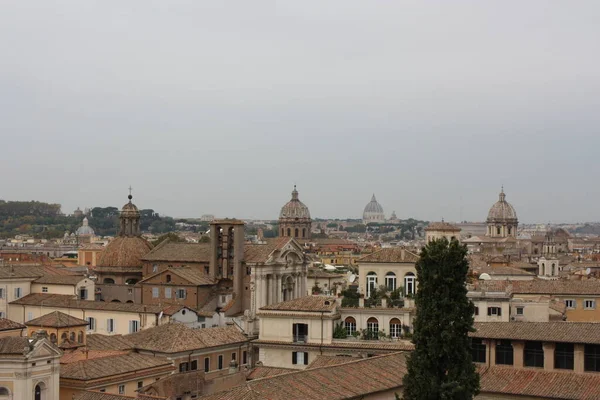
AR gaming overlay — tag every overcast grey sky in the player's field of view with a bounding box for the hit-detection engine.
[1,1,599,223]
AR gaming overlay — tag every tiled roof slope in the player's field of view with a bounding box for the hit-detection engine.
[0,337,32,354]
[199,352,408,400]
[61,349,128,364]
[306,355,357,369]
[260,296,337,313]
[26,311,88,328]
[86,334,134,351]
[142,242,211,263]
[480,365,600,400]
[510,279,600,295]
[74,391,166,400]
[34,274,86,285]
[127,323,248,353]
[471,322,600,345]
[246,366,295,380]
[139,267,215,286]
[11,293,165,313]
[244,238,291,263]
[0,318,25,331]
[358,247,419,263]
[60,352,172,380]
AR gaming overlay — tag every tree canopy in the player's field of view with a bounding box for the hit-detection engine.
[402,238,479,399]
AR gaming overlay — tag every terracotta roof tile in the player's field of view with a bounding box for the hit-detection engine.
[26,311,88,328]
[74,391,144,400]
[259,296,337,313]
[98,236,153,268]
[480,366,600,399]
[0,336,32,354]
[199,352,408,400]
[306,355,357,369]
[471,322,600,345]
[425,221,461,231]
[85,334,134,351]
[60,352,173,380]
[61,349,129,364]
[126,323,248,353]
[0,318,25,332]
[11,293,165,313]
[34,274,87,285]
[142,242,211,263]
[358,247,419,263]
[244,238,293,264]
[246,366,295,380]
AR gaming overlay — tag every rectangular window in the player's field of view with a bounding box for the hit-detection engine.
[99,389,106,393]
[242,351,247,365]
[585,300,596,310]
[471,338,486,363]
[0,312,4,319]
[0,288,4,299]
[42,287,48,293]
[565,299,576,309]
[292,323,308,343]
[165,287,172,298]
[204,357,210,372]
[555,343,574,370]
[231,352,236,361]
[80,288,88,300]
[495,340,513,365]
[524,341,544,368]
[87,317,96,331]
[191,360,197,370]
[474,306,479,316]
[14,287,22,299]
[137,381,144,389]
[516,307,524,315]
[118,385,125,394]
[152,287,159,298]
[218,355,223,370]
[153,264,158,273]
[179,362,189,372]
[27,312,33,321]
[487,307,502,316]
[176,289,187,299]
[129,320,139,333]
[292,351,309,365]
[107,318,115,333]
[585,344,600,372]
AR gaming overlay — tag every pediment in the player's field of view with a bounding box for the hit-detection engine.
[28,340,62,359]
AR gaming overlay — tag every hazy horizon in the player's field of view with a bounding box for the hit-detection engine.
[1,1,599,224]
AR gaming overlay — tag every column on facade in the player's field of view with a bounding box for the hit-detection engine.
[294,272,301,299]
[270,274,276,305]
[488,340,496,366]
[574,343,585,373]
[260,274,268,310]
[543,342,555,371]
[275,274,282,304]
[512,341,524,368]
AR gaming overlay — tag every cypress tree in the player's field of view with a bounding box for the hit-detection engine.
[402,238,479,399]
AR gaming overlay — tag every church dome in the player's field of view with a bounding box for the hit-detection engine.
[279,186,311,220]
[364,194,384,214]
[97,192,152,267]
[75,217,95,236]
[487,188,518,223]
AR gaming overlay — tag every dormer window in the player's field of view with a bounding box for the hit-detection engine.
[166,275,172,283]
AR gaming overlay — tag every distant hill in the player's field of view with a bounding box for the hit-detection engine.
[0,200,175,239]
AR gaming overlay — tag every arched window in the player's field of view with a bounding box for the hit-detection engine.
[281,228,284,236]
[542,263,546,275]
[77,331,84,344]
[385,272,396,292]
[125,278,138,285]
[390,318,402,338]
[366,317,379,340]
[50,333,57,343]
[295,228,299,237]
[166,275,171,283]
[0,387,9,396]
[496,226,501,235]
[61,332,68,342]
[344,317,356,337]
[302,228,306,238]
[287,228,291,236]
[508,226,512,235]
[103,278,115,284]
[35,383,43,400]
[70,332,75,342]
[366,272,377,298]
[551,263,556,276]
[111,299,121,303]
[404,272,416,295]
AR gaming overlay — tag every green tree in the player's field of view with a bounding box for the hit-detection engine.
[402,238,479,400]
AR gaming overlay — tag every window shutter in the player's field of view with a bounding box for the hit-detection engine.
[292,352,297,364]
[498,308,502,316]
[303,352,309,365]
[487,308,491,316]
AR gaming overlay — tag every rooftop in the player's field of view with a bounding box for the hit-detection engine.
[139,267,216,286]
[26,311,89,328]
[141,241,211,263]
[60,352,173,381]
[358,247,419,263]
[259,296,337,313]
[244,237,294,264]
[85,334,134,351]
[471,322,600,345]
[199,352,408,400]
[0,318,25,332]
[11,293,166,313]
[126,323,248,353]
